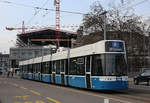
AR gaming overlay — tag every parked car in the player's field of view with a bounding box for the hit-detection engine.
[134,69,150,85]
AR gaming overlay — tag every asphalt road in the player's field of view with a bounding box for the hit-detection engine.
[0,75,150,103]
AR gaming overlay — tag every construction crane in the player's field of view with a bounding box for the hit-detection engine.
[6,21,37,34]
[54,0,60,50]
[6,21,26,33]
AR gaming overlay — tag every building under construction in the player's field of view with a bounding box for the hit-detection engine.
[9,27,77,68]
[16,27,77,48]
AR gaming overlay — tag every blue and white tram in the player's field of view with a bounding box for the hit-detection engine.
[19,40,128,90]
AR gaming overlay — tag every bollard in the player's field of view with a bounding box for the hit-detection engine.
[104,99,109,103]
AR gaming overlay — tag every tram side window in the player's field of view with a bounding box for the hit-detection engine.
[29,64,33,73]
[37,63,41,73]
[65,59,68,75]
[21,66,24,72]
[56,60,60,74]
[52,61,56,72]
[25,65,27,73]
[22,65,24,72]
[19,66,22,72]
[49,61,52,74]
[33,64,36,73]
[25,65,28,73]
[91,55,103,76]
[47,62,50,74]
[70,58,77,75]
[42,62,45,73]
[22,65,25,73]
[33,64,35,73]
[23,66,25,72]
[39,63,41,73]
[19,66,21,72]
[28,65,30,73]
[70,57,85,75]
[23,65,25,73]
[27,65,29,73]
[60,60,65,72]
[42,62,50,74]
[36,64,38,73]
[86,56,90,72]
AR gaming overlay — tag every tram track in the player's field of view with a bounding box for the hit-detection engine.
[96,89,150,103]
[115,94,150,103]
[55,85,150,103]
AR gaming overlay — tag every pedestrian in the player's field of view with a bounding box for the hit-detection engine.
[10,68,14,77]
[7,69,11,77]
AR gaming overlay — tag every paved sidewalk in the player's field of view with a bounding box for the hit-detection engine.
[0,73,19,79]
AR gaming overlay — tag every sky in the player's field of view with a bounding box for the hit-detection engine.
[0,0,150,54]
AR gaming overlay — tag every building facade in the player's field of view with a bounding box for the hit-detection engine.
[0,53,10,71]
[10,46,54,68]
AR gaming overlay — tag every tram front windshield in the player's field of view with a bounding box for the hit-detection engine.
[91,54,127,76]
[105,54,127,76]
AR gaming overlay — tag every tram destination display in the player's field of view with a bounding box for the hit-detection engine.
[105,41,124,52]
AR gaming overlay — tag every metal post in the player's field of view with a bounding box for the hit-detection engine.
[104,13,106,40]
[67,36,70,85]
[148,26,150,67]
[67,36,70,71]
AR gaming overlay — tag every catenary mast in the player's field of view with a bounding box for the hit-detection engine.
[54,0,60,50]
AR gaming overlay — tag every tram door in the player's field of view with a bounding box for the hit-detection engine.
[38,63,41,81]
[52,61,56,84]
[61,73,65,85]
[61,60,65,85]
[86,56,91,89]
[33,64,36,80]
[39,63,42,81]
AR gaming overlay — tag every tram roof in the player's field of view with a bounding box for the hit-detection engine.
[19,40,125,65]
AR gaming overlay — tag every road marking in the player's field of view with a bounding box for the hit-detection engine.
[13,83,19,87]
[24,101,32,103]
[35,100,45,103]
[3,82,7,84]
[20,86,27,90]
[14,102,21,103]
[14,95,30,100]
[30,90,40,96]
[46,97,61,103]
[5,82,59,103]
